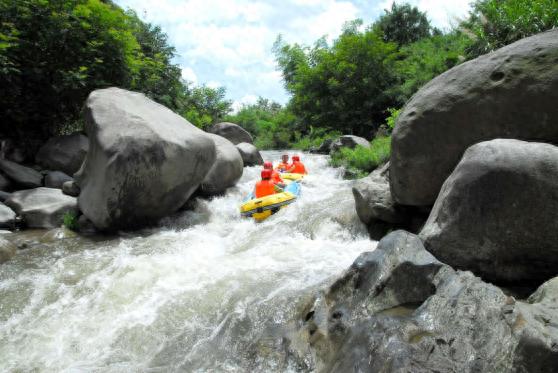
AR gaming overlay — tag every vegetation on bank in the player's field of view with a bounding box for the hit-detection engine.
[1,0,556,176]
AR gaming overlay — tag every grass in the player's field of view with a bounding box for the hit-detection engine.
[330,136,391,178]
[62,211,79,231]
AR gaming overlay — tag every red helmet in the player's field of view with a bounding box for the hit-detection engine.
[292,155,300,162]
[261,169,272,179]
[263,161,273,169]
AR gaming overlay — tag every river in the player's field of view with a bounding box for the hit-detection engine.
[0,151,375,372]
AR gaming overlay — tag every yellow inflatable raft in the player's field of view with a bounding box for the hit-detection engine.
[240,181,301,221]
[280,172,305,182]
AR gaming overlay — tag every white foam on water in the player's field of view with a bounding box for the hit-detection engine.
[0,151,375,372]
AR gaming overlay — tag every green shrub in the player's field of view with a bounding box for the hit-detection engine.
[330,136,391,178]
[62,211,79,231]
[291,129,341,151]
[385,108,401,130]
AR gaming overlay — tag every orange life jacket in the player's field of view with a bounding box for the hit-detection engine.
[255,179,276,198]
[290,161,307,174]
[276,162,290,172]
[271,170,283,184]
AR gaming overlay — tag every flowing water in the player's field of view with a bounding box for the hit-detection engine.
[0,151,375,372]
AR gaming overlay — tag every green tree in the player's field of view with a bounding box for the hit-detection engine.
[376,2,433,45]
[462,0,558,58]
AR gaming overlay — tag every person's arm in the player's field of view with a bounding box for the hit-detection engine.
[287,164,295,173]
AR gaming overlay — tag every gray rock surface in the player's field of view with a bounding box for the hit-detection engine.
[391,29,558,206]
[199,134,244,196]
[235,142,263,167]
[35,132,89,175]
[5,187,77,229]
[0,203,16,228]
[0,173,12,191]
[330,135,370,153]
[420,139,558,284]
[62,180,80,197]
[44,171,73,189]
[0,236,16,264]
[0,191,11,202]
[287,231,558,372]
[316,139,333,154]
[76,87,216,231]
[0,159,43,188]
[208,122,253,145]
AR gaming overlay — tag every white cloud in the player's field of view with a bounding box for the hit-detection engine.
[232,94,259,113]
[115,0,471,105]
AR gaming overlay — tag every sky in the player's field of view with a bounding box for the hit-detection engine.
[114,0,472,110]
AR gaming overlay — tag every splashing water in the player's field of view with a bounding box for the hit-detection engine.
[0,151,375,372]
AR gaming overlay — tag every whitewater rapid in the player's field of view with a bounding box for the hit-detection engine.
[0,151,375,372]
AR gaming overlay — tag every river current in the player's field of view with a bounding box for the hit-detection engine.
[0,151,375,372]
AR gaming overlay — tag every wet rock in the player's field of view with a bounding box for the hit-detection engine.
[330,135,370,154]
[76,87,216,231]
[35,132,89,175]
[61,180,80,197]
[0,191,11,202]
[0,203,16,229]
[391,29,558,206]
[0,159,43,188]
[5,187,78,229]
[0,173,12,191]
[0,236,16,264]
[315,139,333,154]
[44,171,73,189]
[199,134,243,196]
[78,214,96,234]
[289,230,558,372]
[236,142,263,166]
[420,139,558,285]
[208,122,253,145]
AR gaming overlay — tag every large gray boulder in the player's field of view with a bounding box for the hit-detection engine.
[35,132,89,175]
[420,139,558,284]
[0,173,12,191]
[76,88,216,231]
[287,231,558,372]
[0,203,16,228]
[208,122,253,145]
[199,134,243,196]
[0,159,43,188]
[5,187,77,229]
[330,135,370,153]
[0,236,16,264]
[391,29,558,206]
[44,171,73,189]
[235,142,263,167]
[62,180,80,197]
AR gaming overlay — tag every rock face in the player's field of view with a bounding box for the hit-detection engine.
[0,173,12,191]
[208,122,253,145]
[420,139,558,285]
[5,187,77,229]
[235,142,263,167]
[35,133,89,175]
[0,236,16,264]
[0,191,11,202]
[199,134,243,196]
[330,135,370,153]
[62,180,80,197]
[316,139,333,154]
[76,88,216,231]
[288,231,558,372]
[44,171,73,189]
[0,203,16,228]
[0,159,43,189]
[390,29,558,206]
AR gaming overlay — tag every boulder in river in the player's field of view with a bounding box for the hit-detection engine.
[288,230,558,372]
[330,135,370,153]
[35,132,89,176]
[5,187,78,229]
[0,159,43,189]
[390,29,558,206]
[0,236,16,264]
[0,191,11,203]
[420,139,558,285]
[235,142,263,167]
[0,173,12,191]
[62,180,80,197]
[0,203,16,229]
[44,171,73,189]
[208,122,253,145]
[76,87,216,231]
[199,134,243,196]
